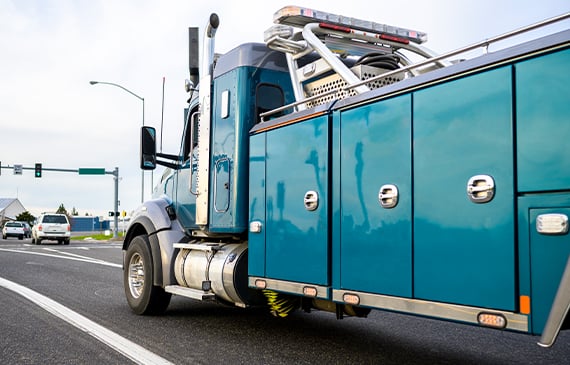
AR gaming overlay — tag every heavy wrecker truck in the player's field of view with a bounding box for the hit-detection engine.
[126,6,570,347]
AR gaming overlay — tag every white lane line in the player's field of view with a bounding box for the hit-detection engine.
[0,276,173,365]
[0,248,121,268]
[42,248,110,263]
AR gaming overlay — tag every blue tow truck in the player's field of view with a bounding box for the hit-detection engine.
[124,6,570,347]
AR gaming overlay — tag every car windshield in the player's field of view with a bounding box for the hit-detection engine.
[43,215,68,224]
[6,222,23,227]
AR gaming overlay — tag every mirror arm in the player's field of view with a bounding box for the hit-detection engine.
[155,159,180,170]
[157,152,180,160]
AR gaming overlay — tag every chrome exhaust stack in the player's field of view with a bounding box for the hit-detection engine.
[201,13,219,79]
[195,13,219,226]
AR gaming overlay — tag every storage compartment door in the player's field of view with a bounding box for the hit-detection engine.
[516,48,570,193]
[529,207,570,334]
[338,95,412,297]
[413,67,516,310]
[265,116,329,285]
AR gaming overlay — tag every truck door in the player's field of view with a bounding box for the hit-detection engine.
[336,95,412,297]
[413,67,515,311]
[175,107,199,229]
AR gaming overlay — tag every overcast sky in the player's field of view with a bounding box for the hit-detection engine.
[1,0,568,218]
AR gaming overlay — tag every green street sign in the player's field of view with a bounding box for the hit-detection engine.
[78,168,106,175]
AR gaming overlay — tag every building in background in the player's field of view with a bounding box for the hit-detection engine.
[0,198,26,226]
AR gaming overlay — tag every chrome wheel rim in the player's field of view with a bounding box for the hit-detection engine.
[128,253,145,299]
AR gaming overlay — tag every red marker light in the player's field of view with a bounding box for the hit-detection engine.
[319,22,351,33]
[380,34,410,44]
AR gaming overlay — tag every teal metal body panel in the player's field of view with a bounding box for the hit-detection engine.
[209,68,243,232]
[264,116,330,284]
[175,164,197,230]
[248,133,266,277]
[210,67,292,232]
[171,63,292,234]
[530,206,570,334]
[518,194,570,334]
[516,48,570,193]
[336,95,412,297]
[413,67,516,310]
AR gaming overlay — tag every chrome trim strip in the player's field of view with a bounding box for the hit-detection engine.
[248,277,329,299]
[213,157,231,213]
[332,289,528,332]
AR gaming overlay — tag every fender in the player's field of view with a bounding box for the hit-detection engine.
[124,197,187,287]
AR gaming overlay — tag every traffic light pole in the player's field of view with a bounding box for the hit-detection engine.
[0,163,120,239]
[112,167,119,239]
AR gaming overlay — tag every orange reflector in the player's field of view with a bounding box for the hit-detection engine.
[255,279,267,289]
[477,313,507,329]
[520,295,531,315]
[343,293,360,305]
[303,286,317,297]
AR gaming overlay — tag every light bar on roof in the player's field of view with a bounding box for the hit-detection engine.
[273,5,427,44]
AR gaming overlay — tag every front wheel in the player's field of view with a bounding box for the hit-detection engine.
[123,235,171,315]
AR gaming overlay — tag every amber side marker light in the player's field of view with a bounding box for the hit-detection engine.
[477,313,507,329]
[343,293,360,306]
[520,295,531,315]
[303,286,318,297]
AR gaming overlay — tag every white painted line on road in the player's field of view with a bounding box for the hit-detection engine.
[0,276,174,365]
[42,247,110,264]
[0,248,121,268]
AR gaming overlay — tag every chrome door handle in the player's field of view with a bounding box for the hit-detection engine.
[304,190,319,211]
[467,175,495,203]
[378,184,399,209]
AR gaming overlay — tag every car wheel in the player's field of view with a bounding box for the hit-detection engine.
[36,238,42,245]
[19,235,23,240]
[64,239,70,245]
[124,234,171,315]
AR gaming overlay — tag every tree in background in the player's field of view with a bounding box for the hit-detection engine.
[71,207,79,216]
[16,211,35,225]
[56,204,68,215]
[55,203,73,226]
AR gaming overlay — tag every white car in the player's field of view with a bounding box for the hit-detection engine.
[32,213,71,245]
[2,221,26,240]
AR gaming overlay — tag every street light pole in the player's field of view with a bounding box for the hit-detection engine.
[89,80,145,204]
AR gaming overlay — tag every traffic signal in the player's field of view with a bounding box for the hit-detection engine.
[35,163,42,178]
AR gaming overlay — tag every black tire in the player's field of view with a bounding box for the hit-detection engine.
[123,235,171,315]
[18,235,23,240]
[64,238,70,245]
[35,238,42,245]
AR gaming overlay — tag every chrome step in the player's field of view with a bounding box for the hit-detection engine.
[165,285,216,301]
